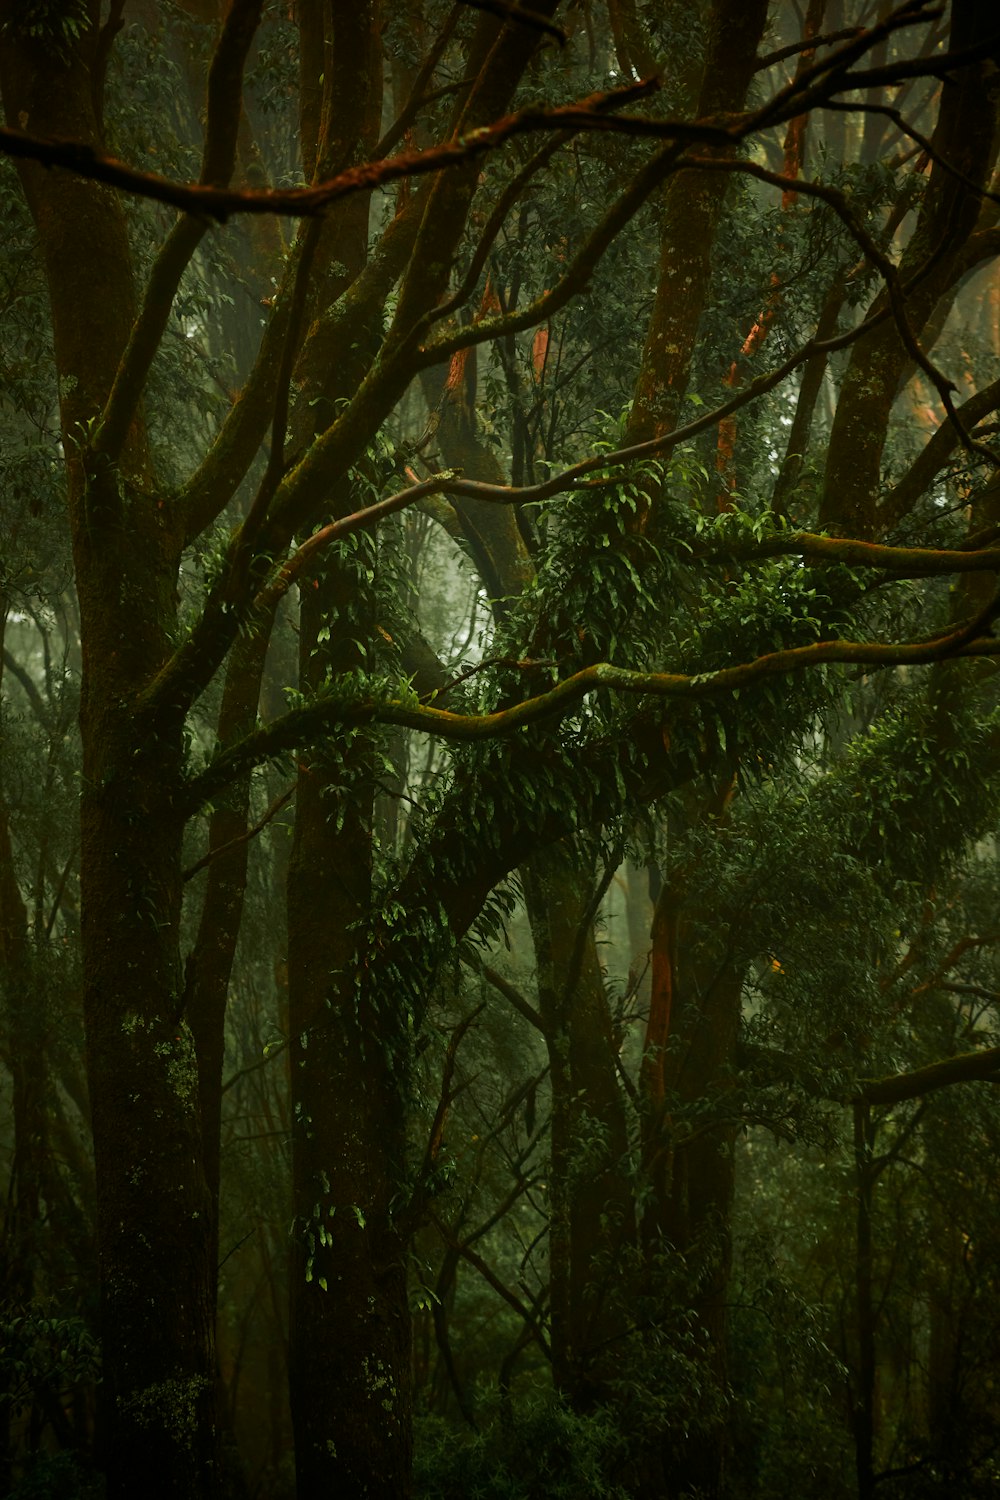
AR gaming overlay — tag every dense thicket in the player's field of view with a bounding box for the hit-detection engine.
[2,3,1000,1498]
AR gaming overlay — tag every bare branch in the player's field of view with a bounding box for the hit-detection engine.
[756,27,864,72]
[880,378,1000,529]
[222,1041,288,1096]
[682,155,971,431]
[0,79,664,222]
[182,784,295,882]
[426,133,571,330]
[823,99,1000,209]
[374,8,463,157]
[479,965,548,1034]
[429,1209,552,1357]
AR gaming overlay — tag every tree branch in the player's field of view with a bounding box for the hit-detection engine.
[182,784,295,881]
[91,0,265,463]
[428,1209,552,1357]
[479,965,548,1034]
[681,154,992,464]
[880,377,1000,529]
[755,27,863,73]
[181,619,1000,813]
[859,1047,1000,1106]
[0,79,666,222]
[459,0,568,47]
[9,15,990,225]
[822,98,1000,210]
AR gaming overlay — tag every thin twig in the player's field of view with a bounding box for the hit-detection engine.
[183,784,295,881]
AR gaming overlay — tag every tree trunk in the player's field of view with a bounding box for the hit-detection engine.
[0,18,223,1494]
[286,546,413,1498]
[642,839,743,1500]
[852,1103,877,1500]
[524,843,636,1405]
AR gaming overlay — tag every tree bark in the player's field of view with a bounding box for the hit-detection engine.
[0,15,225,1494]
[853,1103,877,1500]
[286,543,413,1498]
[641,818,744,1500]
[524,843,636,1404]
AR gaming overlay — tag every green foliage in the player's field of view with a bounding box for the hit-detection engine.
[414,1394,630,1500]
[728,1228,853,1500]
[1,1,89,55]
[5,4,1000,1495]
[7,1452,103,1500]
[0,1309,99,1386]
[0,1311,100,1436]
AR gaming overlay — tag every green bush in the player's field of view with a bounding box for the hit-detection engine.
[414,1393,630,1500]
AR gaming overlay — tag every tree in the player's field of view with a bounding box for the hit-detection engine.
[2,2,1000,1497]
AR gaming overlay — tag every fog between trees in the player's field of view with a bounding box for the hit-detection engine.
[2,2,1000,1497]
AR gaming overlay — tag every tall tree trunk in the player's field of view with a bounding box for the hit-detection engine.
[0,724,39,1492]
[524,843,636,1405]
[852,1103,877,1500]
[0,17,223,1493]
[81,688,219,1500]
[641,821,744,1500]
[286,544,413,1498]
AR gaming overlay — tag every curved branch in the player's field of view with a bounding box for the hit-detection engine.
[859,1047,1000,1106]
[418,138,687,362]
[425,132,571,331]
[684,155,967,419]
[416,154,956,373]
[252,473,463,614]
[755,27,863,73]
[182,620,1000,813]
[148,300,999,733]
[745,16,1000,141]
[9,17,991,224]
[823,98,1000,210]
[880,376,1000,529]
[0,79,667,222]
[699,532,1000,576]
[374,6,462,158]
[414,291,949,498]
